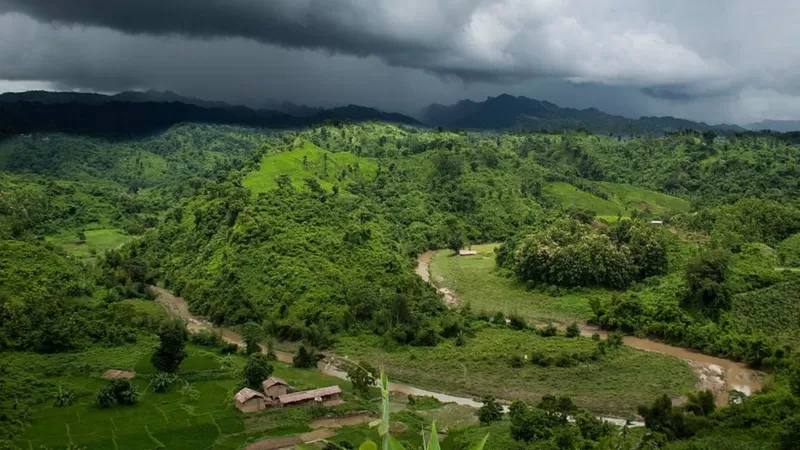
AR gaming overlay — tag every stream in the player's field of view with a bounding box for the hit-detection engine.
[150,251,761,429]
[151,285,642,427]
[417,250,763,406]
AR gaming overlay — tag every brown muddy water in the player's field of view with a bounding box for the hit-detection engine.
[413,251,763,406]
[152,285,643,426]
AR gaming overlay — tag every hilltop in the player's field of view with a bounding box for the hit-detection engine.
[422,94,744,135]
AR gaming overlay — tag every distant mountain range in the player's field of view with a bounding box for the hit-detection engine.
[422,94,747,135]
[1,90,798,136]
[0,90,420,137]
[745,120,800,133]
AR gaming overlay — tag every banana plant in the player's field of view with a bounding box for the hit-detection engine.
[355,369,488,450]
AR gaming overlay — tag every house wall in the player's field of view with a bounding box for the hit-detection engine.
[265,385,288,397]
[236,397,264,413]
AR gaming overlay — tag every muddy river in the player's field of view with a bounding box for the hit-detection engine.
[418,251,762,406]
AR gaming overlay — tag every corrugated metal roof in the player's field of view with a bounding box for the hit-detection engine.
[279,385,341,404]
[235,387,266,403]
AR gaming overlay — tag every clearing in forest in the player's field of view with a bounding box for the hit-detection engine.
[429,243,601,324]
[243,139,377,194]
[543,181,690,217]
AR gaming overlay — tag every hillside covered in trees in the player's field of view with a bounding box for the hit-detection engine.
[3,117,800,449]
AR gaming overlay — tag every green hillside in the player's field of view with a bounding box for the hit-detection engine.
[243,139,377,194]
[544,181,690,218]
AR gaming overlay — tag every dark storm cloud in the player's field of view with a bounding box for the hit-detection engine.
[1,1,800,123]
[0,0,733,85]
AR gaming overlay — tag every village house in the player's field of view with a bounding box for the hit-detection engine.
[262,376,292,398]
[278,385,342,407]
[458,249,477,256]
[234,388,268,413]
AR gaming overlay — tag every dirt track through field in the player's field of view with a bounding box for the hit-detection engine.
[152,285,646,427]
[415,250,763,406]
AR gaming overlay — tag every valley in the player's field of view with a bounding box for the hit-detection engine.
[3,120,800,449]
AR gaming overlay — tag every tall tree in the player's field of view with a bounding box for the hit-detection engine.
[242,353,273,388]
[151,319,188,373]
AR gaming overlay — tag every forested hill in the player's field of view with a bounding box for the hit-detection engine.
[422,94,745,135]
[0,91,420,137]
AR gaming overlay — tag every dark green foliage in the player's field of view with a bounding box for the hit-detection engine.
[346,361,377,397]
[683,249,732,317]
[788,356,800,397]
[565,323,581,338]
[242,353,273,388]
[536,395,578,427]
[242,322,263,355]
[53,384,75,408]
[509,400,551,443]
[292,346,319,369]
[684,390,716,416]
[508,354,524,368]
[507,313,527,330]
[507,218,668,290]
[477,396,503,425]
[151,372,179,393]
[538,322,559,337]
[150,319,188,373]
[574,410,612,441]
[637,394,694,440]
[95,379,139,408]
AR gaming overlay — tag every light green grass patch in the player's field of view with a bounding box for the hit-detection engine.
[47,228,133,260]
[335,328,696,416]
[544,181,690,217]
[243,139,377,194]
[430,244,600,324]
[598,182,691,215]
[544,182,621,215]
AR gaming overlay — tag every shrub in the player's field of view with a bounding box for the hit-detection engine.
[530,351,550,367]
[53,384,75,408]
[95,379,139,408]
[189,329,226,348]
[565,322,581,338]
[508,314,527,330]
[477,396,504,425]
[509,355,524,368]
[220,343,239,355]
[151,372,178,393]
[538,323,558,337]
[293,345,319,369]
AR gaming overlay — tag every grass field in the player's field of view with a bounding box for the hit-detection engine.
[5,339,373,450]
[243,139,378,194]
[47,227,133,260]
[430,244,600,324]
[543,181,690,217]
[544,182,622,216]
[335,327,696,416]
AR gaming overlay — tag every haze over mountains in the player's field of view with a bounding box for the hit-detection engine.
[0,90,798,136]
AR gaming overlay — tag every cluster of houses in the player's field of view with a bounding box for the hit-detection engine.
[234,377,343,413]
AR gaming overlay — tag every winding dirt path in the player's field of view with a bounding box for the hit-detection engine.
[414,251,763,406]
[151,285,644,427]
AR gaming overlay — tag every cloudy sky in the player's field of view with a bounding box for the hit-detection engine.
[0,0,798,124]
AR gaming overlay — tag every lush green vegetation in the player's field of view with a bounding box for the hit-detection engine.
[6,119,800,448]
[335,325,695,416]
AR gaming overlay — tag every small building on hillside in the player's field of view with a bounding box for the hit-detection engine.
[650,220,664,226]
[262,377,292,398]
[458,249,477,256]
[279,385,342,407]
[234,388,268,413]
